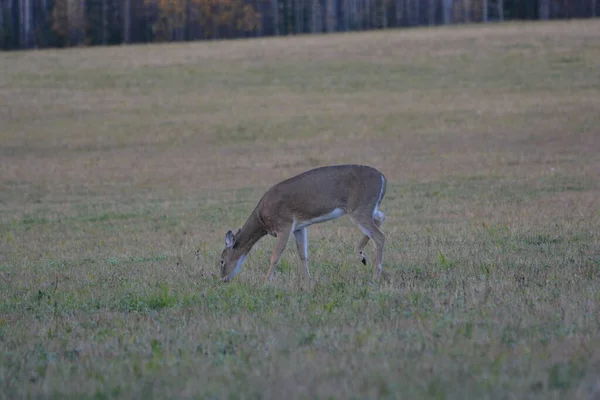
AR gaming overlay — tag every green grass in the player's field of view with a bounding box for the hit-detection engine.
[1,20,600,399]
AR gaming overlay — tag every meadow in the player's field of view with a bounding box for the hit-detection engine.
[1,19,600,399]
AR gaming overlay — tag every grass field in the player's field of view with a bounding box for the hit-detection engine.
[1,19,600,399]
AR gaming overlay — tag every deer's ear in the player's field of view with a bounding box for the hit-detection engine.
[225,230,236,248]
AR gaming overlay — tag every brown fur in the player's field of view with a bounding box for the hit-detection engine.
[220,164,388,283]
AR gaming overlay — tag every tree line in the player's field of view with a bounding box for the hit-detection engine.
[1,0,598,50]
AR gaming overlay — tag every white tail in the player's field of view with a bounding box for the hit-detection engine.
[219,164,388,283]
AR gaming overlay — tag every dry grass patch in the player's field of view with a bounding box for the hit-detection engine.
[1,19,600,399]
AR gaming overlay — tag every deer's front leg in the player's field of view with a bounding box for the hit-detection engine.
[293,227,311,279]
[266,225,292,283]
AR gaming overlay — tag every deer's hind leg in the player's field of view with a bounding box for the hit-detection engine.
[350,209,387,281]
[355,210,385,266]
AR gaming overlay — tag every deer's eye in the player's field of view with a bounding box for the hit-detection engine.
[220,260,225,267]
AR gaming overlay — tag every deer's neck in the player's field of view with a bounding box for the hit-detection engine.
[236,210,267,254]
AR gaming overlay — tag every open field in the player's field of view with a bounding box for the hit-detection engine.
[1,19,600,399]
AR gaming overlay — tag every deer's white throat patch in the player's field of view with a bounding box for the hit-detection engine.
[228,254,247,280]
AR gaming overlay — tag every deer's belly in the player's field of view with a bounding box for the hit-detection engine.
[293,208,345,231]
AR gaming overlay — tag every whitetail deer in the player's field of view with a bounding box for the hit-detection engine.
[219,164,388,283]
